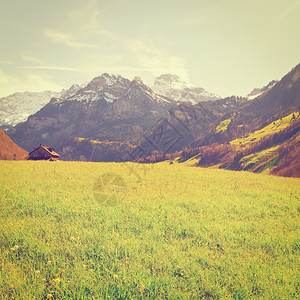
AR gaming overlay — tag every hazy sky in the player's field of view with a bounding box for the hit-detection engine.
[0,0,299,97]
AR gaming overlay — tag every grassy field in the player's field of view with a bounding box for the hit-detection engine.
[0,161,299,299]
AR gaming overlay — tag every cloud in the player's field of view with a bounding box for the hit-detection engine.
[97,29,118,40]
[17,65,80,72]
[0,60,14,65]
[44,28,96,49]
[0,69,63,97]
[277,0,300,23]
[73,53,124,77]
[174,15,203,26]
[19,53,81,72]
[173,1,223,26]
[21,54,45,65]
[126,37,189,81]
[68,0,102,31]
[67,0,119,40]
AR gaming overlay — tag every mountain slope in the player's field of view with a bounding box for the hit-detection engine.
[242,63,300,123]
[190,63,300,150]
[0,129,28,160]
[247,80,278,100]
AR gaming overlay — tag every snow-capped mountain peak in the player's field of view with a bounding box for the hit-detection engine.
[60,83,86,100]
[60,73,171,105]
[152,74,221,103]
[64,74,131,103]
[153,74,190,92]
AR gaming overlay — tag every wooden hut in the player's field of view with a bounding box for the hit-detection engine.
[28,144,60,161]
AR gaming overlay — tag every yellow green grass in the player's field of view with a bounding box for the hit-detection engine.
[240,145,280,173]
[179,154,201,166]
[77,137,110,144]
[0,161,299,299]
[231,111,299,148]
[215,114,235,133]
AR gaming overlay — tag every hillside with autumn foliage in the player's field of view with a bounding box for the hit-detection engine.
[0,129,28,160]
[136,64,300,178]
[137,111,299,177]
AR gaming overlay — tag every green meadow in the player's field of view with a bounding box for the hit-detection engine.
[0,161,299,299]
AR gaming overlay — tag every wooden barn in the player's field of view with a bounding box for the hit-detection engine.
[28,145,60,161]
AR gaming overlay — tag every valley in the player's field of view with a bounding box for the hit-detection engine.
[1,2,299,299]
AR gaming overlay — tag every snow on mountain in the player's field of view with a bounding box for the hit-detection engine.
[0,83,87,126]
[60,83,86,100]
[61,73,171,105]
[152,74,221,103]
[0,91,62,126]
[64,73,131,103]
[247,80,278,100]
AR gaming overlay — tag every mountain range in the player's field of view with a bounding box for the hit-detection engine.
[0,74,218,127]
[1,64,299,177]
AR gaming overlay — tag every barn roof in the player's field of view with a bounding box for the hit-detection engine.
[29,145,60,157]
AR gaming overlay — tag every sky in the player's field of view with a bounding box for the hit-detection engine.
[0,0,299,98]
